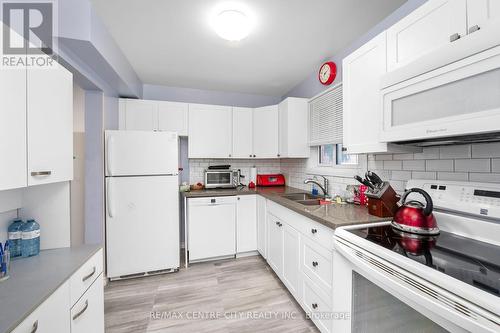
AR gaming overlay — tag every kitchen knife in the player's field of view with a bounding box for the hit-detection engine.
[367,171,384,185]
[354,175,375,190]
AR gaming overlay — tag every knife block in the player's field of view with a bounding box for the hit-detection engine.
[366,183,399,218]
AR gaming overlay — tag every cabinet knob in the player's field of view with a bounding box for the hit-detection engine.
[276,221,280,226]
[229,154,232,157]
[312,303,318,309]
[469,25,480,34]
[312,261,319,267]
[277,154,281,157]
[342,147,348,152]
[211,199,216,204]
[450,33,461,42]
[253,155,256,158]
[30,320,38,333]
[249,154,253,157]
[311,228,317,234]
[237,197,240,200]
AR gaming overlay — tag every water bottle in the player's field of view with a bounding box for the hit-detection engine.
[21,219,40,257]
[7,219,24,257]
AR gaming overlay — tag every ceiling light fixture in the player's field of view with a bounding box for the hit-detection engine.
[210,3,255,41]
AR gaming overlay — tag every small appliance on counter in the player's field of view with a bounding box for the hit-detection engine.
[355,171,399,218]
[205,168,241,189]
[256,174,285,187]
[392,188,439,235]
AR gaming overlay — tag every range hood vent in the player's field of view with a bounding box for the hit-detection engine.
[397,132,500,147]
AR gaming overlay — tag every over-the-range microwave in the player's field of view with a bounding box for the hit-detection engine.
[380,31,500,145]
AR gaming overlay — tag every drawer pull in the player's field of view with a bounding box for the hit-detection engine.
[469,25,480,34]
[72,300,89,320]
[31,171,52,176]
[278,222,283,227]
[311,228,317,234]
[82,266,96,282]
[312,303,318,309]
[275,221,280,226]
[312,261,318,267]
[30,320,38,333]
[450,33,461,42]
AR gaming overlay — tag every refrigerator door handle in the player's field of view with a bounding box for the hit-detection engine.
[107,178,115,218]
[106,135,115,176]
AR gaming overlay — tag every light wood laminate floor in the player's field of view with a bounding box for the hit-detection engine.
[105,255,319,333]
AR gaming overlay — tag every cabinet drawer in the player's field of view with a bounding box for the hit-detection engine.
[70,249,103,306]
[301,236,333,294]
[13,281,70,333]
[301,274,332,333]
[71,275,105,333]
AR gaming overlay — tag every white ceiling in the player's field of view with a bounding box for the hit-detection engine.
[90,0,406,96]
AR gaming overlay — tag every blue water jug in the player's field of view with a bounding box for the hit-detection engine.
[8,219,24,257]
[21,219,40,257]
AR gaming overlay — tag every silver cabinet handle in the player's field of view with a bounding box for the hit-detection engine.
[82,266,96,282]
[31,171,52,176]
[30,320,38,333]
[469,25,480,34]
[450,33,461,42]
[72,300,89,320]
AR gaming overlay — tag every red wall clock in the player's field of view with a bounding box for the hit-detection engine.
[318,61,337,85]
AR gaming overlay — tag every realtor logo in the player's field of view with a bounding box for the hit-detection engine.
[1,0,57,68]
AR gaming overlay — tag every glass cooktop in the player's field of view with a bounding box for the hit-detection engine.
[349,225,500,297]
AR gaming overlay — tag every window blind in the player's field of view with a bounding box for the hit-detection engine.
[308,83,343,146]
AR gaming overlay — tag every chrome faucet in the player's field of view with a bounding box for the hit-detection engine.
[304,176,329,198]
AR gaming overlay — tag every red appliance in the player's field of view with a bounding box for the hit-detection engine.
[391,188,439,235]
[256,174,285,187]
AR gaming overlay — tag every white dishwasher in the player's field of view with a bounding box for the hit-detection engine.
[187,196,237,262]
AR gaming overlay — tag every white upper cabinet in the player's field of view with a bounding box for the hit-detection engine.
[387,0,467,71]
[0,42,27,191]
[157,101,188,135]
[188,104,233,158]
[279,98,309,158]
[232,107,254,158]
[120,99,158,131]
[253,105,279,158]
[27,63,73,186]
[466,0,500,34]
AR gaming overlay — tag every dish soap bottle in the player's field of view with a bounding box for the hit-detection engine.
[7,219,24,257]
[21,219,40,257]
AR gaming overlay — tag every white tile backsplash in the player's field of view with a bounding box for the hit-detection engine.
[425,159,454,172]
[472,142,500,158]
[189,159,281,184]
[493,159,500,172]
[383,160,402,170]
[469,173,500,183]
[439,145,471,159]
[454,159,490,172]
[402,160,426,171]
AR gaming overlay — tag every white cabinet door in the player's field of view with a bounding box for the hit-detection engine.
[253,105,279,158]
[256,195,267,258]
[279,98,309,158]
[232,107,254,158]
[12,282,70,333]
[70,276,105,333]
[0,57,26,191]
[236,195,257,253]
[267,213,283,276]
[466,0,500,34]
[387,0,467,71]
[188,104,232,158]
[282,223,300,298]
[27,64,73,186]
[188,197,236,261]
[158,101,188,136]
[123,99,158,131]
[343,32,391,154]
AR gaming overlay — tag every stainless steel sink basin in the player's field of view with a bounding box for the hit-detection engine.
[296,199,322,206]
[281,193,319,201]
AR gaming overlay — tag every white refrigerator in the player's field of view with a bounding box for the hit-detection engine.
[105,130,180,279]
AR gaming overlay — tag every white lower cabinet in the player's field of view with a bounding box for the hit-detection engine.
[236,195,257,253]
[267,213,284,276]
[256,195,267,259]
[282,223,300,298]
[70,275,104,333]
[301,274,333,333]
[12,281,70,333]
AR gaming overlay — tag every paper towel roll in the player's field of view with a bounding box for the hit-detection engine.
[249,167,257,184]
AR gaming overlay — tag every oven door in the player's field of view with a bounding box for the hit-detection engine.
[380,45,500,143]
[333,236,499,333]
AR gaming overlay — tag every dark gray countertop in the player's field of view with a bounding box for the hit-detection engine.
[0,245,102,333]
[183,186,387,229]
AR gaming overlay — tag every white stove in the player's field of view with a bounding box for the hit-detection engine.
[333,180,500,333]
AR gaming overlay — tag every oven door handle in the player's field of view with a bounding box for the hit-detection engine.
[334,237,500,333]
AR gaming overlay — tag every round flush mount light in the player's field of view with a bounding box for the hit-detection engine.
[210,3,255,41]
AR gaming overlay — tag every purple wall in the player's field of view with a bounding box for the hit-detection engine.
[283,0,428,99]
[143,84,281,108]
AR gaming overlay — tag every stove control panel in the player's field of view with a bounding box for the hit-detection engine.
[406,180,500,219]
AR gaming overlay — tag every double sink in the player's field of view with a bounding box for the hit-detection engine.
[281,193,324,206]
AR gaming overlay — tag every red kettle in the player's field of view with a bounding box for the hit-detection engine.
[391,188,439,235]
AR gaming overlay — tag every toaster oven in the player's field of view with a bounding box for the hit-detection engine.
[204,169,240,189]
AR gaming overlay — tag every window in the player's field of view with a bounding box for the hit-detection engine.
[318,144,358,166]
